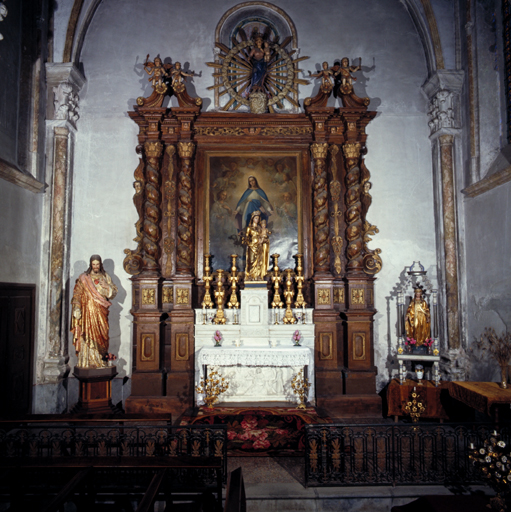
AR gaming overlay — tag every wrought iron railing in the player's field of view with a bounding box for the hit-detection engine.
[305,423,510,487]
[0,423,228,485]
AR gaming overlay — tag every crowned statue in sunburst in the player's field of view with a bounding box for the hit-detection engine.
[207,27,309,113]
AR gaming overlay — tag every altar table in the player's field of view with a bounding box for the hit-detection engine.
[387,378,450,422]
[448,381,511,423]
[196,346,315,406]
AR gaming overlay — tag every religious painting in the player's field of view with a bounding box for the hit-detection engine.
[205,152,302,273]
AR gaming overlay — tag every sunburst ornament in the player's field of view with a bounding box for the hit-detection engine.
[206,31,309,113]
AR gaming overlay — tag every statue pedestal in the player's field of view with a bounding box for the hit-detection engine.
[71,366,118,414]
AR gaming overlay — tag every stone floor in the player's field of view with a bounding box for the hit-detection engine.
[226,456,494,512]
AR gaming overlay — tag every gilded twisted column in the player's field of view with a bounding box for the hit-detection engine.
[439,134,460,349]
[311,142,330,272]
[142,141,163,274]
[176,142,195,274]
[343,142,363,272]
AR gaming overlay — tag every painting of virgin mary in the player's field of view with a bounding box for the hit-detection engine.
[234,175,274,231]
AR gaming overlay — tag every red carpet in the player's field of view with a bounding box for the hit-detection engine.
[180,406,332,456]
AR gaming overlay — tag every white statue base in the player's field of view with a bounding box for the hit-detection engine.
[195,286,315,407]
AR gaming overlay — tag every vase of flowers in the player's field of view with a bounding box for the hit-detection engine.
[103,353,116,366]
[213,330,223,347]
[477,328,511,389]
[406,337,434,355]
[293,330,301,346]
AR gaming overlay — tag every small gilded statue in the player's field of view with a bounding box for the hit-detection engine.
[405,287,431,347]
[143,55,171,91]
[71,255,118,368]
[308,61,334,94]
[241,210,271,281]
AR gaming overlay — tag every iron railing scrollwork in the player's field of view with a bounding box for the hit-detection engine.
[305,423,510,487]
[0,423,228,486]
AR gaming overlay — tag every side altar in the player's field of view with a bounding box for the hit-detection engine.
[122,18,383,419]
[194,287,315,405]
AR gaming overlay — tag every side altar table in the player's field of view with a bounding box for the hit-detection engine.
[194,287,315,406]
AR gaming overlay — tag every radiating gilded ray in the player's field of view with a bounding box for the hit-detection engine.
[293,78,309,85]
[206,62,224,69]
[215,42,230,54]
[239,27,248,41]
[283,94,300,108]
[292,56,310,64]
[277,36,292,49]
[231,53,252,69]
[222,97,237,111]
[269,104,275,113]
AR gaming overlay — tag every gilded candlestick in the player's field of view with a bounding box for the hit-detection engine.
[283,269,297,324]
[294,253,307,308]
[202,253,214,308]
[213,269,226,325]
[271,253,284,309]
[227,254,240,309]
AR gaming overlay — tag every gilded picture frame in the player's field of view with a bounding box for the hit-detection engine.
[203,151,303,274]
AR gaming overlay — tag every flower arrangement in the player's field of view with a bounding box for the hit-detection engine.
[405,337,434,347]
[293,330,301,346]
[469,432,511,510]
[477,328,511,388]
[102,353,117,365]
[213,330,223,347]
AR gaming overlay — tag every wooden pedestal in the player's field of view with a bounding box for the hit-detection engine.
[72,366,118,414]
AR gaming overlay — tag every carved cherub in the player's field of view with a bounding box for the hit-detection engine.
[170,62,195,92]
[143,55,171,89]
[308,61,334,93]
[263,41,272,63]
[333,57,361,87]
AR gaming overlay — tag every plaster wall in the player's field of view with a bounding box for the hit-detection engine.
[464,182,511,382]
[69,0,435,394]
[475,0,504,176]
[0,181,43,285]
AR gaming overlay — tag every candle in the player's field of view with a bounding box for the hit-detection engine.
[470,443,475,449]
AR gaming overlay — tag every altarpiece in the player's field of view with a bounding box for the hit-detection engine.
[122,10,382,417]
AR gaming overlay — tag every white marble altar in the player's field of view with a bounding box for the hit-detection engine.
[194,287,315,406]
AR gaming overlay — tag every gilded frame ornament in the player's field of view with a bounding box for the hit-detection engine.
[202,151,304,274]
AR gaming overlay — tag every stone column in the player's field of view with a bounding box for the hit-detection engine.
[439,135,460,349]
[422,70,464,354]
[36,63,85,412]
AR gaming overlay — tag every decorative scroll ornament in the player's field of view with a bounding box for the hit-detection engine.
[206,33,309,113]
[362,221,383,275]
[124,153,146,275]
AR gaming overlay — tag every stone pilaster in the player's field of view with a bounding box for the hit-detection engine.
[36,64,85,410]
[422,70,464,353]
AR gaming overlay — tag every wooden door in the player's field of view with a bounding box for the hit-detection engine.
[0,284,35,414]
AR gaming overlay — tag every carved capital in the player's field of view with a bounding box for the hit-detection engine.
[45,63,86,128]
[310,142,328,160]
[342,142,361,161]
[144,141,163,158]
[177,141,195,160]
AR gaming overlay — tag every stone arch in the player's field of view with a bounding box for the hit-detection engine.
[215,1,298,48]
